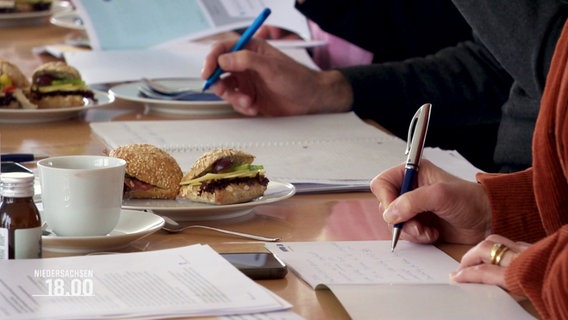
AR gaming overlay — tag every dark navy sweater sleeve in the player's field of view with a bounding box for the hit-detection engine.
[296,0,472,62]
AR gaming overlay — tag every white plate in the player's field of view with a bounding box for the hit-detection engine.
[122,181,296,221]
[0,0,71,27]
[0,90,114,123]
[110,78,235,116]
[49,9,83,30]
[42,210,165,254]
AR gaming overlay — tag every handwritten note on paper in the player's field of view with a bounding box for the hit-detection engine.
[266,241,536,320]
[265,241,458,288]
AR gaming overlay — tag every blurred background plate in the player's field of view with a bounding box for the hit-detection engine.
[49,9,83,30]
[0,90,114,123]
[0,0,71,27]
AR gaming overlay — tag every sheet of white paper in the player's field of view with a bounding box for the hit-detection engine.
[423,147,483,182]
[326,283,535,320]
[63,43,319,85]
[74,0,310,50]
[0,244,290,319]
[221,310,305,320]
[266,241,535,320]
[266,241,458,288]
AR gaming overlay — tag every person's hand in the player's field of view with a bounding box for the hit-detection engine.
[201,38,352,116]
[371,159,492,245]
[255,25,301,40]
[451,234,530,288]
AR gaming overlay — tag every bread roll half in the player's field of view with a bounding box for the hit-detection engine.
[109,144,183,199]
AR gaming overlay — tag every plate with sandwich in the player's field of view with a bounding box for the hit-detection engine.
[110,145,296,221]
[0,60,113,123]
[109,78,235,116]
[122,181,295,221]
[0,0,71,27]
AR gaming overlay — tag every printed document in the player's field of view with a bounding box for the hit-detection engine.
[0,244,290,319]
[73,0,311,50]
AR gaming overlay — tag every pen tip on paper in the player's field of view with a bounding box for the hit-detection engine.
[391,227,401,252]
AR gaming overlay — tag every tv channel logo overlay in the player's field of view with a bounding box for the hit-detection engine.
[32,268,95,297]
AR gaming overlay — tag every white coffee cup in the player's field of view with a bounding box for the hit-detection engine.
[38,155,126,237]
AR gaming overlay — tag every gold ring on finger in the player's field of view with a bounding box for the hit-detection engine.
[490,242,510,265]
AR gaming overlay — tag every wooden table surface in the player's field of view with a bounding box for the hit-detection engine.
[0,13,538,319]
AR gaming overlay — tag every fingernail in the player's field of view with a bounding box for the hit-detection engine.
[237,96,248,108]
[235,98,257,116]
[218,54,230,68]
[425,229,433,241]
[413,225,420,237]
[449,271,459,280]
[382,208,397,223]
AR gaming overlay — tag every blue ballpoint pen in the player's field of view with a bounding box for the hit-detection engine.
[201,8,272,92]
[391,103,432,252]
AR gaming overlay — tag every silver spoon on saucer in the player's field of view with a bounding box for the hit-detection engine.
[138,85,201,100]
[141,78,199,95]
[161,216,280,242]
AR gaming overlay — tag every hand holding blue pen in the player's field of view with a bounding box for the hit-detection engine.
[391,103,432,251]
[201,8,272,92]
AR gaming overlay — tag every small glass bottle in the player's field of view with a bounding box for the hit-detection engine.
[0,172,42,259]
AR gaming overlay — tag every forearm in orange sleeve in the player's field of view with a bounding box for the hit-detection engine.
[505,226,568,320]
[477,169,545,243]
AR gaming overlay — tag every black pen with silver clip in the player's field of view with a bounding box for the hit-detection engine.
[1,153,49,163]
[391,103,432,252]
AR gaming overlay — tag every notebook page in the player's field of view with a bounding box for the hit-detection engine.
[90,112,407,190]
[266,241,458,288]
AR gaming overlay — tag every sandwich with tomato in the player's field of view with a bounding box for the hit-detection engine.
[0,58,36,109]
[178,148,269,205]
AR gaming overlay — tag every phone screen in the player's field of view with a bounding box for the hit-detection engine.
[221,252,288,280]
[1,161,33,174]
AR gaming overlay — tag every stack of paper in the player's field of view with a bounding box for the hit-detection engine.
[65,0,322,84]
[0,244,290,319]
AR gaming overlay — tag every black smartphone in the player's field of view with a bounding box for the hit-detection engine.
[1,161,33,174]
[221,252,288,280]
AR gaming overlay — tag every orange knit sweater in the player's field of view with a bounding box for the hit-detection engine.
[476,20,568,319]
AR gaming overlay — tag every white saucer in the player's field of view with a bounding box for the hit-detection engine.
[42,210,164,254]
[122,181,296,221]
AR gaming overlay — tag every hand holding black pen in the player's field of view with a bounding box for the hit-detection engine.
[391,103,432,251]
